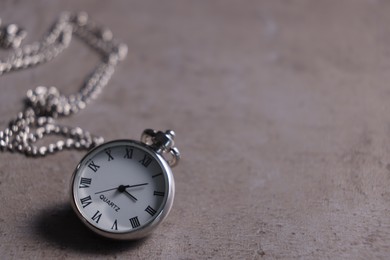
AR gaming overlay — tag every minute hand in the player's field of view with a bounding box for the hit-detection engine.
[124,183,148,189]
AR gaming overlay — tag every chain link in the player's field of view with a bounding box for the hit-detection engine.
[0,12,127,156]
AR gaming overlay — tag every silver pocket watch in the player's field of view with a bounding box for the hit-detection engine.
[0,12,180,240]
[70,129,180,240]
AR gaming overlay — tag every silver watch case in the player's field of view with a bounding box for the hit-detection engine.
[69,139,175,240]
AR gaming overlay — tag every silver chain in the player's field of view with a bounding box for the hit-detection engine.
[0,12,127,156]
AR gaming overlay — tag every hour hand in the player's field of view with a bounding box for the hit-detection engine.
[124,190,137,201]
[118,185,137,201]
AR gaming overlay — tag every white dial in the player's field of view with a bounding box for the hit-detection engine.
[70,139,175,240]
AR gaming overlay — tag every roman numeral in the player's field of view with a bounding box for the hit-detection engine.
[124,147,133,159]
[139,154,152,167]
[80,195,92,208]
[92,210,102,223]
[88,161,100,172]
[145,205,157,216]
[79,177,92,188]
[154,191,165,197]
[105,149,114,161]
[111,219,118,230]
[129,216,140,228]
[152,173,162,178]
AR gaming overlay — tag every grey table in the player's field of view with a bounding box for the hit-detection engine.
[1,0,390,259]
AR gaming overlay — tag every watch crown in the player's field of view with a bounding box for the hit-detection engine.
[141,129,180,167]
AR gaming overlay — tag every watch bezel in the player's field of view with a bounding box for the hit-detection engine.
[70,139,175,240]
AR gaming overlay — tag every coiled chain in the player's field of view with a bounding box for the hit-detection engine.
[0,12,127,156]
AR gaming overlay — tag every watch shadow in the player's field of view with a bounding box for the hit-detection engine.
[33,203,146,253]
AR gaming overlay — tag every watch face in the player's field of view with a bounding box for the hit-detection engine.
[70,140,174,240]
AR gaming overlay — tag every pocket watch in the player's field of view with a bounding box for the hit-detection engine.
[0,12,182,241]
[70,129,180,240]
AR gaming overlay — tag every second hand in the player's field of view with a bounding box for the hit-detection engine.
[95,183,149,195]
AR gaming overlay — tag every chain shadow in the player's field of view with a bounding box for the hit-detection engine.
[33,203,146,254]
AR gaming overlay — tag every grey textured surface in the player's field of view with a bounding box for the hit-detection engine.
[1,0,390,259]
